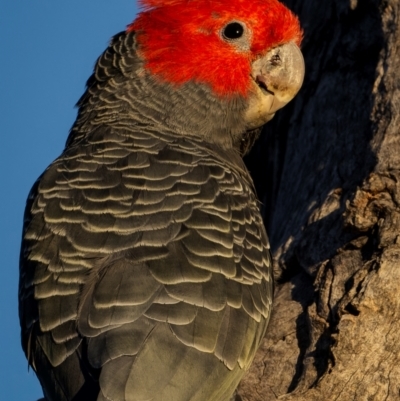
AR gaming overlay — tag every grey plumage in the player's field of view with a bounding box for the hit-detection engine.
[19,31,273,401]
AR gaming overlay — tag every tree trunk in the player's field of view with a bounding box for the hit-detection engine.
[240,0,400,399]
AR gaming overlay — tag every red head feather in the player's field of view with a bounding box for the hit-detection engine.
[128,0,302,97]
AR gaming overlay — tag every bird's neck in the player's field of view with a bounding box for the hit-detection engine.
[66,31,253,155]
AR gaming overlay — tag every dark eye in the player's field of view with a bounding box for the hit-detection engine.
[222,22,244,40]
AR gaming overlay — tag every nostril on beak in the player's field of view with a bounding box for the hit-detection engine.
[269,54,281,66]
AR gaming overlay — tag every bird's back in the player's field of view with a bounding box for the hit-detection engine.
[19,124,273,401]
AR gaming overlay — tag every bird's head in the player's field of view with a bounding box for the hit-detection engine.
[71,0,304,152]
[129,0,304,134]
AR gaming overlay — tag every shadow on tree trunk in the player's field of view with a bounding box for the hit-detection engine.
[241,0,400,399]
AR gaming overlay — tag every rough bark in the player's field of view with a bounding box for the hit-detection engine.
[240,0,400,400]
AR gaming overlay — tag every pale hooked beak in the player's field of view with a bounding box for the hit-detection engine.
[244,42,305,128]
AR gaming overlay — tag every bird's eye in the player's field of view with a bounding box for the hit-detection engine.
[222,22,244,40]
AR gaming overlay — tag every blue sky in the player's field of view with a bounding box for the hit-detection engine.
[1,1,138,399]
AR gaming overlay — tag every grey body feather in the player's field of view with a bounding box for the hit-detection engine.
[19,31,273,401]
